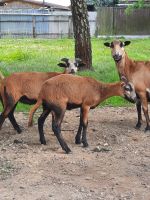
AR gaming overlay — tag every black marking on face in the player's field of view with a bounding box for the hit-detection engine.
[123,83,137,103]
[110,42,114,48]
[120,42,124,48]
[57,62,67,68]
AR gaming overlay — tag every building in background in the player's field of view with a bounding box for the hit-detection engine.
[0,0,70,12]
[0,0,149,38]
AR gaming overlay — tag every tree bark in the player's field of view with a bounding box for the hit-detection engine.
[70,0,93,70]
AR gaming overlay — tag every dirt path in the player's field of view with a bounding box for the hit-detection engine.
[0,107,150,200]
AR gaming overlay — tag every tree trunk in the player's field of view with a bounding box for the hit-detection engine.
[70,0,93,70]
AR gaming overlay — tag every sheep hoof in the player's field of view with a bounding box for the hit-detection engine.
[17,129,23,134]
[75,139,81,144]
[40,140,46,145]
[144,126,150,132]
[65,148,71,154]
[135,122,142,129]
[83,142,89,148]
[15,125,24,134]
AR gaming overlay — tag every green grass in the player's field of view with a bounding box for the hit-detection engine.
[0,37,150,111]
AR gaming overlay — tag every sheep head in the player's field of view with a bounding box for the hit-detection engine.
[104,40,131,62]
[58,58,86,74]
[121,76,137,103]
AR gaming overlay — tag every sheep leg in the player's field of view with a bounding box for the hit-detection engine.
[8,104,22,133]
[0,98,22,133]
[82,121,88,147]
[0,106,13,129]
[140,96,150,131]
[52,110,71,154]
[38,109,50,145]
[81,106,90,147]
[75,110,83,144]
[142,107,150,132]
[135,101,142,129]
[143,108,150,132]
[28,99,42,127]
[8,113,22,133]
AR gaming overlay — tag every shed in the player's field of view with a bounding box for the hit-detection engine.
[0,0,70,11]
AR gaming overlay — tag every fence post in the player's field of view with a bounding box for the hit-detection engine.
[32,15,36,38]
[68,15,72,38]
[0,15,1,38]
[112,7,115,35]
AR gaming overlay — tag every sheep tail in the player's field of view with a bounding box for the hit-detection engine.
[28,99,42,127]
[3,85,12,107]
[0,71,4,81]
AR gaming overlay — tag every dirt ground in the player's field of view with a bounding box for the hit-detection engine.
[0,107,150,200]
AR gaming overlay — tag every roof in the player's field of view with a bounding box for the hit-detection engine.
[0,0,70,10]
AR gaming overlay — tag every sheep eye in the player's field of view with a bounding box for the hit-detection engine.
[124,85,131,91]
[110,43,114,48]
[75,63,78,67]
[120,42,124,48]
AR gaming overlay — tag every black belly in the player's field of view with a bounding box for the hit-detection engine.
[67,103,81,110]
[19,96,37,105]
[146,92,150,102]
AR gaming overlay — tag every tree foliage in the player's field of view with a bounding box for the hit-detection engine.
[125,0,149,14]
[87,0,119,7]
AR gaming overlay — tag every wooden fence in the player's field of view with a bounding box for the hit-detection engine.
[96,7,150,35]
[0,7,149,38]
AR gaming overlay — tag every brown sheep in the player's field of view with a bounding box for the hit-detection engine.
[104,40,150,131]
[0,72,4,80]
[0,58,85,133]
[0,71,4,88]
[28,74,137,153]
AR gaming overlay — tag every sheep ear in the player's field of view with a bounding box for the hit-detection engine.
[57,62,67,68]
[61,58,69,63]
[75,58,86,68]
[75,58,82,63]
[124,41,131,46]
[104,42,111,47]
[78,62,86,68]
[121,82,126,88]
[121,76,128,84]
